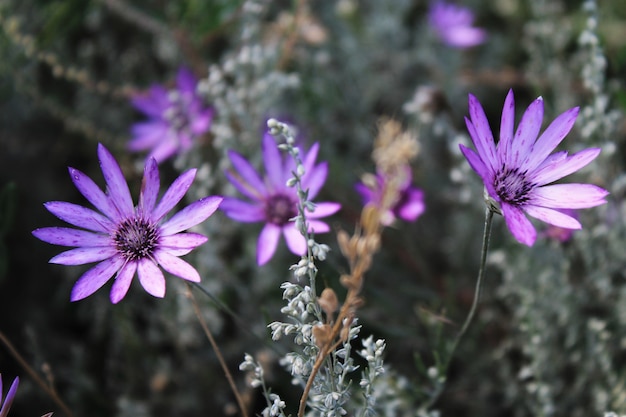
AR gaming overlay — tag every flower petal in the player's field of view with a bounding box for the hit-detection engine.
[137,259,166,298]
[307,220,330,234]
[530,184,609,209]
[110,261,137,304]
[524,205,581,229]
[219,197,265,222]
[0,376,18,417]
[148,138,179,164]
[467,95,498,171]
[69,167,120,221]
[396,188,425,221]
[498,89,515,164]
[98,144,134,218]
[50,247,117,265]
[307,202,341,218]
[154,251,201,282]
[44,201,114,233]
[139,158,160,215]
[257,223,281,265]
[227,150,267,197]
[501,202,536,246]
[159,233,208,250]
[301,162,328,199]
[531,148,601,186]
[152,169,197,221]
[522,106,579,172]
[160,196,222,235]
[510,96,543,167]
[283,224,307,255]
[263,132,286,190]
[459,145,497,198]
[33,227,110,247]
[131,86,169,117]
[70,255,124,301]
[128,122,168,150]
[176,67,197,93]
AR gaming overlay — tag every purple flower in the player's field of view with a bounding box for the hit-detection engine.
[355,168,425,226]
[428,1,486,48]
[459,89,608,246]
[220,133,341,265]
[129,67,213,163]
[0,375,18,417]
[33,144,222,303]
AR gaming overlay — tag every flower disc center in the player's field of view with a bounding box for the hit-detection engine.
[265,194,297,226]
[494,167,534,206]
[113,217,160,261]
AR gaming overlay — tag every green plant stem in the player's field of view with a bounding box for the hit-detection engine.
[425,207,494,409]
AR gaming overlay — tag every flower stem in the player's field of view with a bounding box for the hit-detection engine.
[185,284,249,417]
[424,207,494,409]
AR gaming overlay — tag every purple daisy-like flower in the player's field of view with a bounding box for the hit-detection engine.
[129,67,213,163]
[428,1,486,48]
[355,168,425,226]
[33,144,222,303]
[0,375,18,417]
[220,132,341,265]
[459,89,608,246]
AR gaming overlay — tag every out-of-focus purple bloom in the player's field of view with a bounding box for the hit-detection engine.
[543,209,577,242]
[459,89,608,246]
[220,133,341,265]
[129,67,213,163]
[355,168,425,226]
[33,144,222,303]
[428,1,486,48]
[0,375,18,417]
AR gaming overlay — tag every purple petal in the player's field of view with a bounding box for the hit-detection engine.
[531,148,601,186]
[191,109,213,134]
[257,223,281,265]
[396,189,426,221]
[160,196,222,235]
[301,162,328,199]
[459,144,497,198]
[44,201,114,233]
[301,142,320,176]
[98,144,134,218]
[50,247,117,265]
[137,259,166,298]
[33,227,111,247]
[154,250,201,282]
[70,255,124,301]
[131,86,169,117]
[148,139,179,164]
[283,225,307,255]
[501,202,536,246]
[110,262,137,304]
[524,205,582,229]
[227,150,267,198]
[263,132,286,190]
[152,169,197,221]
[219,198,265,222]
[498,89,515,164]
[0,376,18,417]
[160,233,208,250]
[176,67,197,93]
[129,121,168,150]
[307,202,341,218]
[307,220,331,234]
[69,167,120,221]
[467,95,498,171]
[355,182,375,204]
[441,27,486,47]
[139,158,160,215]
[530,184,609,209]
[522,107,580,172]
[511,97,543,167]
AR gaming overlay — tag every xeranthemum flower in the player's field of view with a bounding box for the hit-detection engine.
[0,375,18,417]
[129,67,213,163]
[355,168,425,226]
[33,144,222,303]
[428,1,486,48]
[460,89,608,246]
[220,133,341,265]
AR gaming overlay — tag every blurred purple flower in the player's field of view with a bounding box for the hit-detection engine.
[543,209,577,242]
[459,89,608,246]
[129,67,213,163]
[428,1,486,48]
[33,144,222,303]
[220,133,341,265]
[355,168,425,226]
[0,375,18,417]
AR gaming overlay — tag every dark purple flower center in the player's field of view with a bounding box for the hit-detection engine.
[493,166,535,206]
[264,194,298,226]
[113,217,160,261]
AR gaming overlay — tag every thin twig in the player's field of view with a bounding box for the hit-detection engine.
[185,284,249,417]
[0,330,74,417]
